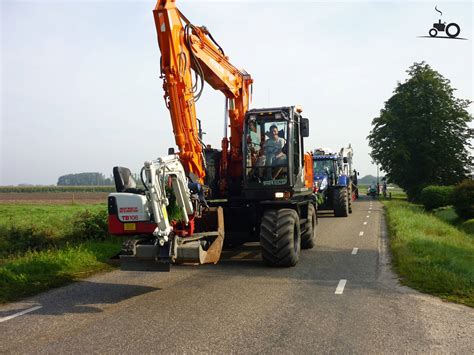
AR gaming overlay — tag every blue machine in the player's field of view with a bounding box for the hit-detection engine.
[313,147,355,217]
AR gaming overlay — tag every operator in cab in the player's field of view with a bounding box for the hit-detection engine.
[257,124,287,167]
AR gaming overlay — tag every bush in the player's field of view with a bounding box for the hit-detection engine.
[419,185,454,210]
[452,180,474,220]
[461,219,474,235]
[70,209,109,242]
[0,224,58,257]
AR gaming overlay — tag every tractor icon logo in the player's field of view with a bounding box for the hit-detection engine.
[428,6,461,39]
[430,20,460,38]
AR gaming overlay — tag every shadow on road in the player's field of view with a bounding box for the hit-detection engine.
[30,281,160,316]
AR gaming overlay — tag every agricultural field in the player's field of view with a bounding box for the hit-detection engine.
[0,188,110,205]
[0,197,121,303]
[0,186,115,193]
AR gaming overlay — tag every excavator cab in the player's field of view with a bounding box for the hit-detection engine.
[242,106,310,200]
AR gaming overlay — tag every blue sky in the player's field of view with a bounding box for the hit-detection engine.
[1,0,472,185]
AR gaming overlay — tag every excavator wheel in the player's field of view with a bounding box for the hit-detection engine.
[301,203,316,249]
[260,209,301,267]
[333,187,349,217]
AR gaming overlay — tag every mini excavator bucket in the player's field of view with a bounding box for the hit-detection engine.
[175,207,225,265]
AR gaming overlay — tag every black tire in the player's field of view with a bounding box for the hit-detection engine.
[301,204,316,249]
[260,209,300,267]
[348,186,353,214]
[333,188,349,217]
[429,28,437,37]
[446,23,460,38]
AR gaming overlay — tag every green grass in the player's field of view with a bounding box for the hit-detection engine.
[0,240,121,303]
[433,206,460,225]
[384,200,474,307]
[387,187,407,199]
[356,184,407,200]
[0,203,105,229]
[433,206,474,236]
[0,203,122,303]
[0,204,109,257]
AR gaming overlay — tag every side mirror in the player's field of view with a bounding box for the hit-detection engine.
[168,147,175,155]
[343,157,348,163]
[301,118,310,137]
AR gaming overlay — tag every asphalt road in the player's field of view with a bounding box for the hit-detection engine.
[1,197,473,353]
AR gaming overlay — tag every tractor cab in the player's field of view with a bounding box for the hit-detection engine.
[313,150,338,192]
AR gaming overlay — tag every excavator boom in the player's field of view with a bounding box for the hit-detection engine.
[153,0,253,191]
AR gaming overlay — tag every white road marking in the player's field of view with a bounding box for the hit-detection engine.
[0,306,42,323]
[366,215,370,218]
[352,248,358,255]
[335,279,347,294]
[363,221,368,225]
[368,211,372,214]
[369,207,372,210]
[359,231,364,236]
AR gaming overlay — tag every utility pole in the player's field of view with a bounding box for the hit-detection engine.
[376,165,380,195]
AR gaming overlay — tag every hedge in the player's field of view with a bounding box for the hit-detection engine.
[419,185,454,210]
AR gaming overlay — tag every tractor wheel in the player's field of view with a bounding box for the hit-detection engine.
[348,186,353,214]
[333,188,349,217]
[446,23,460,38]
[301,204,316,249]
[429,28,437,37]
[260,209,301,267]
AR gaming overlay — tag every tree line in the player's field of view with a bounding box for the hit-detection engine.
[57,173,114,186]
[57,172,143,187]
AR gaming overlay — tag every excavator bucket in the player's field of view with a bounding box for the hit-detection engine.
[175,207,225,264]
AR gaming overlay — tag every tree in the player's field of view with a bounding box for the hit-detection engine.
[368,62,472,200]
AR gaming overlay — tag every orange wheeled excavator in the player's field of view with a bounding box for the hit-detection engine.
[108,0,316,270]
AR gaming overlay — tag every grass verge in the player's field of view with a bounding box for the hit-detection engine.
[383,200,474,307]
[0,240,121,303]
[0,204,109,258]
[0,203,122,303]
